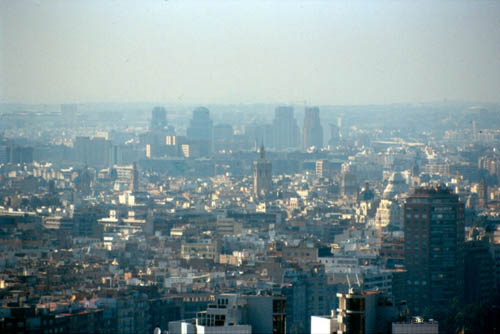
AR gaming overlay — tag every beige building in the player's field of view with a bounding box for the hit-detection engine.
[181,239,219,260]
[282,242,318,265]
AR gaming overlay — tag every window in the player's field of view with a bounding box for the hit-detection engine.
[347,298,365,311]
[273,299,286,313]
[273,315,286,334]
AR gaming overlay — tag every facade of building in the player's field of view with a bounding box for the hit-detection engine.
[180,239,219,260]
[478,177,488,209]
[74,136,113,167]
[316,160,333,179]
[169,293,285,334]
[335,288,396,334]
[253,143,272,198]
[464,238,495,304]
[329,123,341,148]
[272,106,300,150]
[311,312,338,334]
[340,170,358,198]
[392,317,439,334]
[186,107,213,156]
[151,106,167,130]
[282,243,318,265]
[403,186,465,314]
[130,161,139,193]
[303,107,323,150]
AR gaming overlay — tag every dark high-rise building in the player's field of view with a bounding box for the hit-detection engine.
[253,143,272,198]
[0,145,8,164]
[272,106,299,150]
[130,161,139,192]
[281,264,336,334]
[151,106,167,130]
[464,238,495,304]
[186,107,213,156]
[78,166,92,195]
[340,170,358,198]
[8,145,34,164]
[303,107,323,150]
[403,186,464,314]
[478,177,488,209]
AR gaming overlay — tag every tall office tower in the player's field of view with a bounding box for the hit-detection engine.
[213,123,234,151]
[303,107,323,150]
[478,177,488,209]
[130,162,139,192]
[0,145,8,164]
[186,107,213,156]
[472,120,477,141]
[403,186,465,315]
[151,106,167,130]
[253,143,272,198]
[329,123,340,148]
[78,166,92,195]
[272,106,300,150]
[464,239,495,304]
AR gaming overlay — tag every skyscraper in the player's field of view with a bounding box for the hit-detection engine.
[329,123,340,148]
[272,106,299,150]
[478,177,488,209]
[130,161,139,193]
[464,239,495,304]
[186,107,213,156]
[151,106,167,130]
[253,143,272,198]
[403,186,464,314]
[303,107,323,150]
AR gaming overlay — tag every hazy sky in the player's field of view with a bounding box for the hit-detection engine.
[1,0,499,105]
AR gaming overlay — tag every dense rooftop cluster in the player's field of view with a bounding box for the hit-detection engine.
[1,103,500,333]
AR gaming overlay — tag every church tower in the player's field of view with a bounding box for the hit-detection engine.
[253,143,272,198]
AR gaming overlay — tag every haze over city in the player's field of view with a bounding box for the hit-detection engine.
[1,0,500,105]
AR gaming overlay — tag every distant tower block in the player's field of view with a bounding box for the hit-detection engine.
[130,162,139,192]
[303,107,323,150]
[187,107,214,156]
[151,106,167,130]
[329,123,341,148]
[472,120,477,141]
[253,143,272,198]
[272,106,300,150]
[478,177,488,209]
